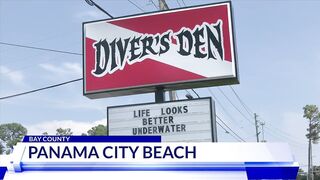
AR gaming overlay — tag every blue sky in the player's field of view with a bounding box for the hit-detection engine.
[0,0,319,169]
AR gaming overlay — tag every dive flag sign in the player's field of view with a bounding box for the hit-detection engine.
[83,1,238,98]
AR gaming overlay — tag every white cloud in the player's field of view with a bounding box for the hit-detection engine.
[42,96,106,113]
[0,65,25,86]
[26,119,107,135]
[64,62,82,75]
[39,62,82,77]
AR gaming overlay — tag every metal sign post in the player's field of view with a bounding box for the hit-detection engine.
[155,87,165,103]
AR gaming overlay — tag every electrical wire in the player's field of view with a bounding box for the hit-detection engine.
[208,88,241,123]
[187,88,247,142]
[176,0,182,7]
[217,115,246,142]
[1,1,305,148]
[0,1,115,101]
[150,0,158,10]
[0,42,82,56]
[264,126,306,145]
[227,87,307,144]
[128,0,145,12]
[175,91,180,100]
[0,78,83,100]
[228,87,307,143]
[216,121,242,142]
[191,88,200,98]
[208,88,254,139]
[229,86,254,116]
[181,0,187,6]
[217,87,255,126]
[85,0,113,18]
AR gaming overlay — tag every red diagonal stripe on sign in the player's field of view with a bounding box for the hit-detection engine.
[85,38,205,92]
[108,4,232,61]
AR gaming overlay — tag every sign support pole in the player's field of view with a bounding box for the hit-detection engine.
[211,100,218,142]
[159,0,177,101]
[155,87,165,103]
[254,113,260,142]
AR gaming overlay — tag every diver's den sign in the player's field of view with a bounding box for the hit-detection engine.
[83,2,238,98]
[108,98,216,142]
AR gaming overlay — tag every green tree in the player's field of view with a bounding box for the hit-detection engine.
[0,143,4,155]
[0,123,27,153]
[56,128,73,136]
[303,105,320,180]
[87,124,107,136]
[297,168,307,180]
[313,166,320,180]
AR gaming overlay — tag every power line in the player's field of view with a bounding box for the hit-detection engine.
[149,0,158,10]
[217,87,255,126]
[181,0,186,6]
[191,88,200,98]
[0,1,111,100]
[1,1,112,63]
[0,78,82,100]
[265,129,306,149]
[85,0,114,18]
[217,115,246,142]
[229,86,254,116]
[258,115,306,142]
[0,42,82,56]
[227,86,307,143]
[208,88,254,138]
[175,92,179,100]
[208,88,243,124]
[264,125,306,144]
[187,88,246,142]
[176,0,182,7]
[128,0,145,12]
[216,121,240,142]
[216,121,242,142]
[1,2,303,147]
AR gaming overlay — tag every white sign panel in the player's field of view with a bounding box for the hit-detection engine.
[107,98,216,142]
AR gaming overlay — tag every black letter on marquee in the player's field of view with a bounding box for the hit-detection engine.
[92,39,110,76]
[109,39,118,72]
[117,38,130,67]
[206,21,224,60]
[159,31,171,55]
[140,36,158,58]
[129,36,142,62]
[193,27,206,58]
[176,29,193,56]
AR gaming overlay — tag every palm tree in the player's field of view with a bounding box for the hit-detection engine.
[303,105,320,180]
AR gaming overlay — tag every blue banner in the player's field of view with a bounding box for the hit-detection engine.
[22,136,161,143]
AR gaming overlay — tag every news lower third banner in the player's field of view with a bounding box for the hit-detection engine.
[0,136,299,180]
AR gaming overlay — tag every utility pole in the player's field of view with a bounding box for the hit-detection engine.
[260,121,265,142]
[254,113,260,142]
[159,0,169,10]
[308,119,313,180]
[158,0,177,101]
